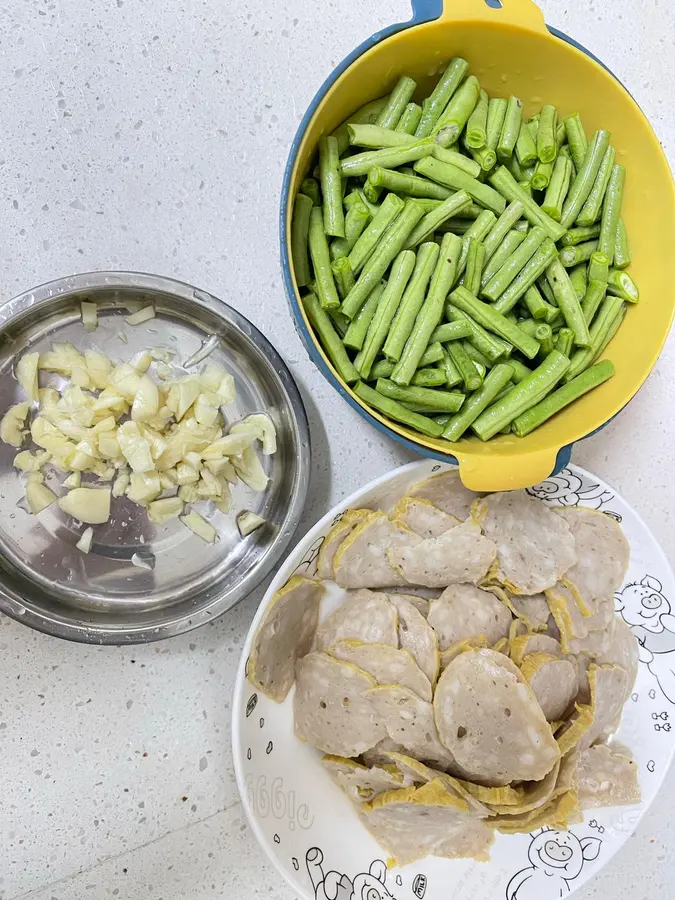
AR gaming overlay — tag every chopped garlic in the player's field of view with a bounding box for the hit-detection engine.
[84,350,111,389]
[126,305,155,325]
[76,527,94,554]
[126,471,161,505]
[58,488,111,524]
[117,331,128,343]
[0,402,29,447]
[237,510,266,537]
[150,348,174,363]
[63,471,81,489]
[81,301,98,331]
[13,450,49,472]
[131,374,160,422]
[16,352,39,403]
[112,470,130,498]
[232,445,269,492]
[147,497,184,524]
[26,482,57,514]
[180,510,217,543]
[233,413,277,455]
[38,388,60,410]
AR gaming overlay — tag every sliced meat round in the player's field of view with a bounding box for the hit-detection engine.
[321,754,406,804]
[315,590,398,650]
[520,652,579,722]
[333,512,418,589]
[316,509,372,579]
[388,593,440,685]
[388,520,497,588]
[327,640,432,701]
[391,496,460,539]
[577,743,641,809]
[428,584,512,650]
[408,468,483,520]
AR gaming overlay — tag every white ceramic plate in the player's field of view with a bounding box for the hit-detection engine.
[233,460,675,900]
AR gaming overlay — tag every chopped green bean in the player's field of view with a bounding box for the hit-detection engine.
[331,256,356,300]
[545,256,590,347]
[523,285,549,320]
[446,305,510,363]
[404,190,472,248]
[614,219,631,270]
[430,144,483,177]
[482,226,546,301]
[497,96,524,161]
[415,157,506,215]
[595,304,626,359]
[542,154,573,222]
[597,164,626,267]
[466,89,489,149]
[456,210,497,279]
[531,159,553,191]
[415,58,469,138]
[560,240,598,268]
[442,363,515,442]
[342,200,425,318]
[483,201,525,261]
[516,120,538,168]
[303,292,359,383]
[330,202,370,261]
[555,327,575,357]
[450,286,541,360]
[489,167,567,241]
[309,207,340,309]
[384,242,440,361]
[560,224,601,247]
[301,178,321,207]
[588,251,610,284]
[481,231,526,287]
[355,250,416,379]
[319,136,345,238]
[563,114,588,170]
[463,238,486,295]
[430,321,472,343]
[565,295,624,381]
[375,75,417,130]
[291,193,313,287]
[560,130,612,229]
[438,347,463,388]
[354,381,444,437]
[486,98,508,153]
[343,281,385,350]
[376,378,465,412]
[472,350,571,440]
[328,309,350,337]
[395,102,423,135]
[434,75,481,147]
[348,193,404,274]
[366,166,451,201]
[392,233,461,384]
[576,145,616,227]
[607,268,639,303]
[580,279,607,324]
[568,263,588,302]
[341,141,434,178]
[420,342,445,365]
[537,105,558,164]
[462,341,490,369]
[348,124,420,150]
[508,358,534,383]
[446,339,482,391]
[513,359,614,436]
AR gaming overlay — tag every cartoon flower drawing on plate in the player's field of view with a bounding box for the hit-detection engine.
[505,828,602,900]
[616,575,675,703]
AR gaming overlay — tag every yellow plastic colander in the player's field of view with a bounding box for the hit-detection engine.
[281,0,675,490]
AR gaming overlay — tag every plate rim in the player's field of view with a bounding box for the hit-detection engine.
[232,459,675,900]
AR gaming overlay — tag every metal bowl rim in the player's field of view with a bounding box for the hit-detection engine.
[0,270,311,645]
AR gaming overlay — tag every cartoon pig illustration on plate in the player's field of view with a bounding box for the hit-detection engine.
[306,847,396,900]
[505,829,602,900]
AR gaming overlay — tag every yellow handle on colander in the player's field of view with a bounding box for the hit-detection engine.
[435,0,547,33]
[452,444,563,492]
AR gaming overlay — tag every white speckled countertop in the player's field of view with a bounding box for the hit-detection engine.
[0,1,673,898]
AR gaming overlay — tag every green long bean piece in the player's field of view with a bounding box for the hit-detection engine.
[560,240,599,268]
[482,201,525,261]
[560,224,601,247]
[343,281,385,350]
[355,250,416,379]
[446,305,510,364]
[371,343,444,380]
[555,328,575,357]
[614,219,631,269]
[482,226,546,301]
[581,280,608,325]
[384,242,440,361]
[303,292,359,384]
[537,105,558,164]
[308,207,340,309]
[366,166,451,201]
[560,130,612,229]
[395,102,423,135]
[348,124,420,150]
[433,75,481,147]
[563,113,588,170]
[446,340,482,391]
[497,96,524,161]
[597,164,626,267]
[456,210,497,279]
[341,141,434,178]
[348,193,404,274]
[513,360,614,436]
[342,200,425,319]
[376,378,465,412]
[330,202,370,261]
[430,321,471,343]
[291,193,313,287]
[545,256,590,347]
[466,89,489,148]
[472,350,571,440]
[430,144,483,177]
[607,268,639,303]
[491,239,558,314]
[300,178,321,207]
[392,233,461,385]
[463,239,486,296]
[486,98,508,153]
[564,295,624,381]
[450,286,540,360]
[481,231,526,287]
[404,190,472,249]
[442,363,515,441]
[541,154,573,222]
[319,136,345,238]
[522,285,549,320]
[576,145,616,227]
[516,120,538,168]
[354,381,444,437]
[489,167,567,241]
[438,347,463,388]
[375,76,417,130]
[331,256,356,300]
[569,263,588,301]
[415,57,469,138]
[415,157,506,215]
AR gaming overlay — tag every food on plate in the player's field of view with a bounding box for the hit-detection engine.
[1,336,276,551]
[292,57,639,442]
[247,472,641,864]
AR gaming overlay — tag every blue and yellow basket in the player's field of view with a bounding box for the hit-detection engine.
[281,0,675,490]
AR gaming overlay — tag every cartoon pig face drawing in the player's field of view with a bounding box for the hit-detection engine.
[527,831,594,881]
[616,576,671,633]
[352,864,396,900]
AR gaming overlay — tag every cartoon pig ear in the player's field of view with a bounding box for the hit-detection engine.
[580,837,602,861]
[369,859,387,884]
[641,575,663,592]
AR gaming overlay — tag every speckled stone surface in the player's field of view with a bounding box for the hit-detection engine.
[0,1,673,898]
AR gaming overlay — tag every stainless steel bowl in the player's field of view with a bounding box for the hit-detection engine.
[0,272,310,644]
